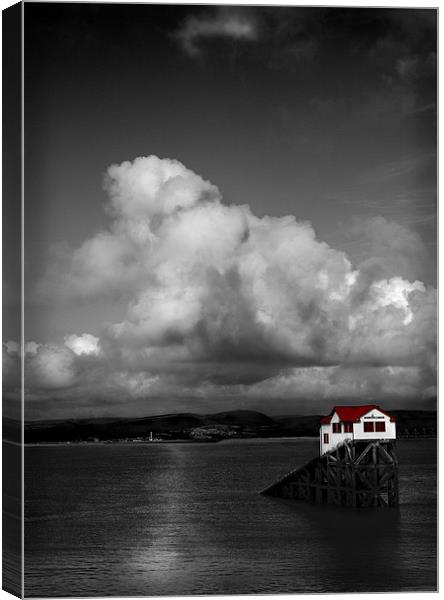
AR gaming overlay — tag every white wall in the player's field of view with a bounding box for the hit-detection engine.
[354,409,396,440]
[320,412,354,454]
[320,408,396,455]
[320,423,332,454]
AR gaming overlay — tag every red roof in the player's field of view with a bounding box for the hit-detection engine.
[320,405,396,425]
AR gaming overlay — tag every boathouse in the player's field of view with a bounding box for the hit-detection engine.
[319,404,396,455]
[262,404,399,507]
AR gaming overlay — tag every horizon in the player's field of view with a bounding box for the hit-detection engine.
[4,4,437,420]
[21,402,437,424]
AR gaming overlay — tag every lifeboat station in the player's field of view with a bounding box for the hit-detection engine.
[262,404,398,508]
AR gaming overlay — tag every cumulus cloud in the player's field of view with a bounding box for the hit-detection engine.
[25,341,41,355]
[64,333,100,356]
[26,344,77,389]
[3,342,73,414]
[39,156,221,302]
[349,215,430,283]
[29,154,436,416]
[4,336,100,397]
[174,10,258,56]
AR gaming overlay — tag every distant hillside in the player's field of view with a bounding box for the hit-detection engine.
[3,417,21,443]
[20,409,437,443]
[272,414,321,436]
[205,410,274,426]
[23,410,277,443]
[389,410,438,434]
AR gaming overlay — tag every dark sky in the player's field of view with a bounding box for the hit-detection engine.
[7,3,436,419]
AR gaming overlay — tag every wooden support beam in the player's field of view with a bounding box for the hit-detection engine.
[261,439,398,509]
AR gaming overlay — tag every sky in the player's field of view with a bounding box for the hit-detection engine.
[4,3,437,420]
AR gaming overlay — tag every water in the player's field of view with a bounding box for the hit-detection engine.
[24,438,437,596]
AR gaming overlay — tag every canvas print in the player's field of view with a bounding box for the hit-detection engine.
[2,2,437,597]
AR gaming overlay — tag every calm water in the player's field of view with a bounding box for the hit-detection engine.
[25,438,437,596]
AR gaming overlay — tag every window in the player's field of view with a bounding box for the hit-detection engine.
[363,422,374,432]
[332,423,341,434]
[375,422,386,432]
[343,422,353,433]
[323,433,329,444]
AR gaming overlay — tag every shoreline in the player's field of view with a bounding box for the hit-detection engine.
[22,436,320,447]
[15,435,437,447]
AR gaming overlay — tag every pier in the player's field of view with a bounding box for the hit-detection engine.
[261,438,399,508]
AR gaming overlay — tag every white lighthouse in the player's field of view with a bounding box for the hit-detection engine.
[319,404,396,456]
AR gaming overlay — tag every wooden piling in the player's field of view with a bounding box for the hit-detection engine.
[261,439,399,508]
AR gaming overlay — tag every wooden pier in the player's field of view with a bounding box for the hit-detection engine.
[261,439,399,508]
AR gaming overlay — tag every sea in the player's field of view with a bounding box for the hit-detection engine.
[24,438,437,597]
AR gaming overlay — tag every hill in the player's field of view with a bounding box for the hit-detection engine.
[20,409,437,443]
[23,410,277,443]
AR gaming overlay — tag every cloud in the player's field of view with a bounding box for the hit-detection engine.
[5,340,20,354]
[26,344,77,389]
[396,52,436,83]
[349,215,430,283]
[29,155,436,416]
[25,341,41,355]
[174,10,258,56]
[358,153,435,186]
[38,156,220,302]
[64,333,100,356]
[244,364,432,404]
[2,336,101,397]
[173,7,319,66]
[354,10,436,121]
[3,342,21,393]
